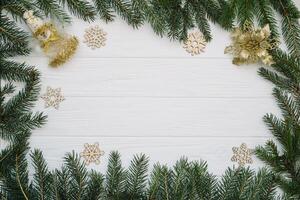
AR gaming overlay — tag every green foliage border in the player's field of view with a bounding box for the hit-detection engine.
[0,0,300,199]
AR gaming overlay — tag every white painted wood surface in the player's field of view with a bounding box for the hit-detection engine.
[21,1,300,175]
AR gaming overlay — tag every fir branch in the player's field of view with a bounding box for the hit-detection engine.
[273,88,300,122]
[5,139,31,200]
[255,140,284,172]
[106,151,126,198]
[256,135,300,197]
[148,164,173,200]
[172,158,190,199]
[85,170,105,200]
[0,15,29,49]
[0,142,20,179]
[0,83,15,97]
[0,149,282,199]
[179,1,193,41]
[1,112,46,141]
[281,16,300,58]
[236,0,256,26]
[188,161,216,199]
[258,67,292,92]
[271,50,300,84]
[52,170,60,199]
[0,59,46,142]
[217,0,235,30]
[64,151,89,200]
[166,1,184,41]
[191,2,212,41]
[1,60,41,114]
[270,0,300,57]
[0,0,28,21]
[145,1,168,37]
[15,155,29,200]
[214,167,253,199]
[257,53,300,196]
[53,167,72,199]
[106,0,135,26]
[92,0,115,22]
[59,0,96,21]
[198,0,222,24]
[30,149,53,200]
[126,154,149,199]
[260,50,300,97]
[0,42,30,58]
[263,113,287,146]
[0,0,45,19]
[0,60,38,83]
[35,0,71,23]
[243,168,276,199]
[131,0,147,28]
[255,0,279,39]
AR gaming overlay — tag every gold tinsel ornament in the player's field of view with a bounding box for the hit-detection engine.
[224,22,278,66]
[23,10,78,67]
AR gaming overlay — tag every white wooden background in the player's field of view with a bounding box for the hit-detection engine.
[17,1,299,176]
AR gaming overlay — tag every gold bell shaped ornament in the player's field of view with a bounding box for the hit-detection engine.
[23,10,79,67]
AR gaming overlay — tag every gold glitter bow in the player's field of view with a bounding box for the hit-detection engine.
[225,22,279,66]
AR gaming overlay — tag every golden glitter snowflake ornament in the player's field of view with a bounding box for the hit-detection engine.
[231,143,253,167]
[41,86,65,109]
[183,31,207,56]
[80,142,105,165]
[83,25,107,50]
[225,23,278,66]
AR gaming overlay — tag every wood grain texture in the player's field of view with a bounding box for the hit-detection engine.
[16,57,275,98]
[33,97,279,137]
[24,2,300,175]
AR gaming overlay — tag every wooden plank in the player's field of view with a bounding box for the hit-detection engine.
[16,57,274,98]
[33,96,279,137]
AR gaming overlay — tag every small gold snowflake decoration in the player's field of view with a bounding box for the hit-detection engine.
[80,142,105,165]
[231,143,253,167]
[41,86,65,109]
[225,22,279,66]
[83,25,107,50]
[183,31,207,56]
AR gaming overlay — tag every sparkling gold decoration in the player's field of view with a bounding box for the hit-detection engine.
[231,143,253,167]
[48,35,78,67]
[41,86,65,109]
[80,142,105,165]
[23,10,78,67]
[83,25,107,50]
[183,31,207,56]
[225,23,278,66]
